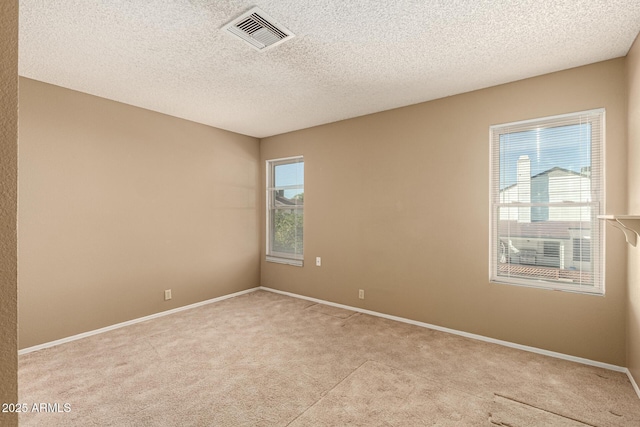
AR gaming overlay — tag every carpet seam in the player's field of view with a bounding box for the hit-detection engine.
[494,393,599,427]
[284,358,371,426]
[305,303,358,321]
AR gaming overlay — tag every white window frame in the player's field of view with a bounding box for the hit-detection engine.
[489,109,605,295]
[266,156,304,267]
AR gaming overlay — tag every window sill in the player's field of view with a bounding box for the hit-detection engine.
[266,256,303,267]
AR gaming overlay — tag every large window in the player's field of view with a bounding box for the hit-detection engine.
[490,109,604,294]
[266,156,304,266]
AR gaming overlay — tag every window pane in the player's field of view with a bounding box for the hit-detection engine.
[274,162,304,188]
[273,188,304,207]
[499,124,591,193]
[271,209,303,255]
[496,207,595,286]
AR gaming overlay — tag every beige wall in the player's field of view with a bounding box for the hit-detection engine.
[18,78,260,348]
[261,59,629,366]
[627,34,640,385]
[0,1,19,426]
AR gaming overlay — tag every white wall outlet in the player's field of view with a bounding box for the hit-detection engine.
[316,257,321,266]
[164,289,172,301]
[358,289,364,299]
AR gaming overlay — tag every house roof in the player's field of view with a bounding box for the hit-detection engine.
[18,1,640,138]
[498,221,591,240]
[275,194,301,207]
[532,166,586,179]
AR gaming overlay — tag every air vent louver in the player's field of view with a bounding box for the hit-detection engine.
[222,7,294,52]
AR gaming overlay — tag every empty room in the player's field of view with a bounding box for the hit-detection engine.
[3,1,640,426]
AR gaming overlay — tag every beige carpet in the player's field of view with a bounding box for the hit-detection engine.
[18,290,640,426]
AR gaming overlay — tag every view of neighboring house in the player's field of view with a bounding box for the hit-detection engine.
[498,155,593,280]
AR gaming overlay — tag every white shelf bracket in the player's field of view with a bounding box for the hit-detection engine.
[598,215,640,247]
[608,220,637,247]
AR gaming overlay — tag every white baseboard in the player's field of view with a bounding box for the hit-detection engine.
[260,286,628,374]
[18,287,260,355]
[626,368,640,399]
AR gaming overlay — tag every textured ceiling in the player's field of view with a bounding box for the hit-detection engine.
[19,1,640,138]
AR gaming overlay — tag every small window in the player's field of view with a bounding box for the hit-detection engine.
[266,156,304,266]
[490,109,604,294]
[573,238,591,262]
[543,241,560,258]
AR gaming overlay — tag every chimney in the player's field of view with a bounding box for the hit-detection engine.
[517,155,531,223]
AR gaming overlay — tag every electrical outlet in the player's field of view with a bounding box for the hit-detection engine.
[164,289,172,301]
[316,257,321,266]
[358,289,364,299]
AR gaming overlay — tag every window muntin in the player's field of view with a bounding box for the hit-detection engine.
[266,156,304,266]
[490,110,604,294]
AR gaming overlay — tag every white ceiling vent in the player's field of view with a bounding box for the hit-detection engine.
[222,7,295,52]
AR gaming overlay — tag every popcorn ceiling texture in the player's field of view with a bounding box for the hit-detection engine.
[18,0,640,138]
[0,1,19,426]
